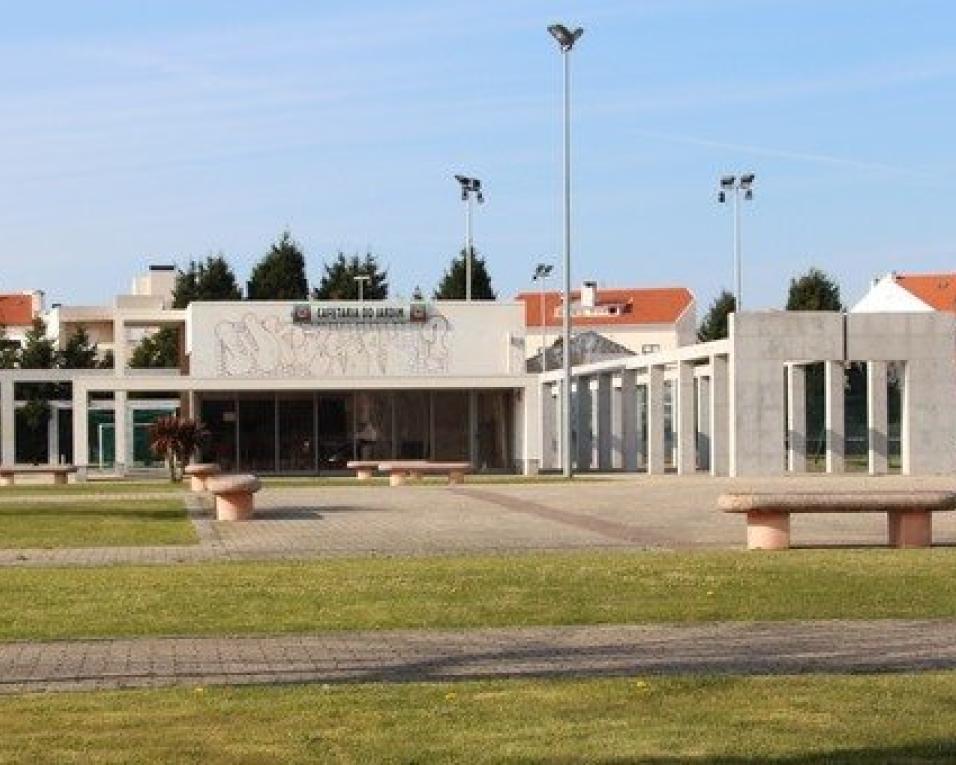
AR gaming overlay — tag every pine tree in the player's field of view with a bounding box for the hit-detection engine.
[433,249,496,300]
[246,231,309,300]
[697,290,736,342]
[172,254,242,308]
[311,252,389,300]
[19,317,55,369]
[785,268,844,311]
[57,326,99,369]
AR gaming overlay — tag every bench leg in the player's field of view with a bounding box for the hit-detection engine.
[215,492,254,522]
[447,470,465,485]
[389,471,407,487]
[746,511,790,550]
[356,468,373,481]
[888,511,932,548]
[0,476,13,487]
[53,473,68,486]
[409,470,424,481]
[190,476,206,492]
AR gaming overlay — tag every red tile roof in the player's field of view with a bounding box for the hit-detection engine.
[516,287,694,328]
[896,273,956,314]
[0,295,34,327]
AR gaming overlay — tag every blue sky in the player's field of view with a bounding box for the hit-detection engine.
[1,0,954,312]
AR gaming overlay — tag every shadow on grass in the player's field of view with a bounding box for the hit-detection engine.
[0,507,185,521]
[531,741,956,762]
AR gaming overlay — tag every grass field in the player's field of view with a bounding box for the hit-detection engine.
[0,499,196,548]
[2,673,956,763]
[3,548,956,640]
[0,481,186,497]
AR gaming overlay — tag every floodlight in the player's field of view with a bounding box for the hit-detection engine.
[717,190,726,203]
[720,175,736,189]
[740,173,755,187]
[548,23,584,51]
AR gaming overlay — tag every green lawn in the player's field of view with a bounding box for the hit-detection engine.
[3,549,956,640]
[0,481,186,497]
[3,673,956,763]
[0,499,196,549]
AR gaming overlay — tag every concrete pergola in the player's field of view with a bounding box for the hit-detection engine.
[539,311,956,477]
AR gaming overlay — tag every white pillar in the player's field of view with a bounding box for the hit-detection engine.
[676,361,696,475]
[647,366,666,474]
[72,384,89,480]
[709,355,729,476]
[541,383,556,471]
[1,379,14,465]
[575,377,592,471]
[824,360,845,474]
[696,376,711,472]
[867,360,888,475]
[787,364,807,473]
[620,370,637,471]
[596,374,612,471]
[113,318,127,375]
[114,390,128,476]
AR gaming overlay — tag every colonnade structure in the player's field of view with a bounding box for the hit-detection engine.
[540,311,956,477]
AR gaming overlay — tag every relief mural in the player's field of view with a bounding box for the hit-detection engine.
[214,312,452,377]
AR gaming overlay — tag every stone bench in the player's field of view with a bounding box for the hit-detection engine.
[719,491,956,550]
[183,462,221,492]
[0,464,78,487]
[346,460,380,481]
[206,474,262,521]
[377,461,472,486]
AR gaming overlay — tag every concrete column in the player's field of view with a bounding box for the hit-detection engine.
[709,355,729,476]
[787,364,807,473]
[596,374,612,471]
[113,318,127,375]
[1,379,14,465]
[72,384,89,480]
[610,378,623,470]
[575,377,593,471]
[541,383,556,471]
[867,360,888,475]
[676,361,696,475]
[114,390,128,476]
[647,366,666,474]
[696,376,711,472]
[620,370,637,471]
[824,360,845,474]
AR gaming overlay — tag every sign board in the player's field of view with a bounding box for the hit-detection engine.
[291,302,428,325]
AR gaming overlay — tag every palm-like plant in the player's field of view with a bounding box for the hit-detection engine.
[149,416,209,482]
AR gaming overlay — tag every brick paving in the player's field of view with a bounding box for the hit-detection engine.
[2,474,956,566]
[2,620,955,694]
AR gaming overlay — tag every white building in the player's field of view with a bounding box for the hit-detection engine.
[852,272,956,314]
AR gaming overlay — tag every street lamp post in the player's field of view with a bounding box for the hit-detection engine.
[532,262,554,370]
[454,175,484,300]
[548,22,584,478]
[717,173,755,311]
[354,274,370,304]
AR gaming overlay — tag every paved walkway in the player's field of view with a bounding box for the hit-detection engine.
[2,475,956,567]
[2,620,955,694]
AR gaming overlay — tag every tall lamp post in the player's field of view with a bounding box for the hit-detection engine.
[717,173,755,311]
[454,175,484,300]
[354,274,370,304]
[548,22,584,478]
[532,262,554,370]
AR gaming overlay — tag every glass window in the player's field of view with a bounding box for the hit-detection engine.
[354,392,392,461]
[433,391,469,460]
[394,391,429,459]
[278,397,316,473]
[132,407,178,469]
[476,390,513,470]
[317,395,353,471]
[201,399,237,471]
[238,398,276,473]
[88,409,115,469]
[15,407,50,464]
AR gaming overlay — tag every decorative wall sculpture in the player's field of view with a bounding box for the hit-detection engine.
[213,312,452,378]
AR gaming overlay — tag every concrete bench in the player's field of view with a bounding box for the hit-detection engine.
[0,464,78,486]
[377,461,471,486]
[346,460,380,480]
[183,462,221,492]
[719,491,956,550]
[205,474,262,521]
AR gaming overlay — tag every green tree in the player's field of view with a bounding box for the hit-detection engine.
[172,254,243,308]
[129,327,180,369]
[246,231,309,300]
[0,326,18,369]
[697,290,736,342]
[433,249,496,300]
[19,317,55,369]
[785,268,844,311]
[311,252,389,300]
[57,326,99,369]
